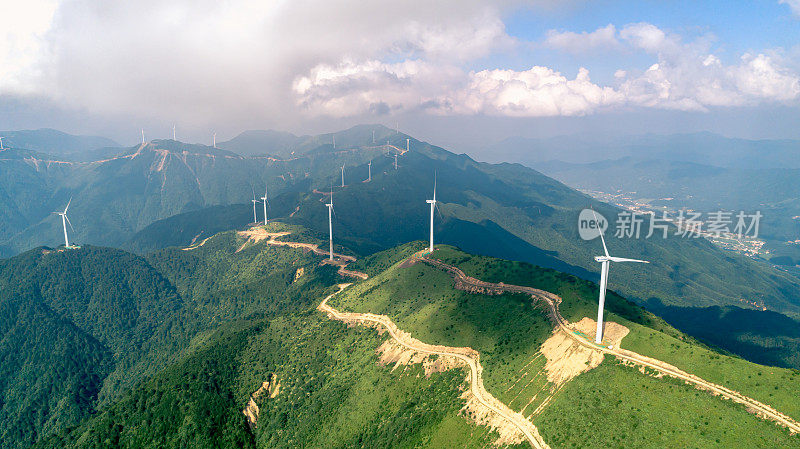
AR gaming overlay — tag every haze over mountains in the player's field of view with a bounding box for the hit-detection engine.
[482,132,800,168]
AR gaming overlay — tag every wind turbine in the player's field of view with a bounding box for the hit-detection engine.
[251,188,258,224]
[213,132,217,148]
[260,185,269,225]
[406,138,409,152]
[425,173,440,252]
[0,137,4,149]
[394,153,398,170]
[141,129,145,144]
[367,160,372,182]
[54,197,74,247]
[172,124,176,140]
[325,186,335,260]
[591,210,649,344]
[332,135,336,149]
[341,164,345,187]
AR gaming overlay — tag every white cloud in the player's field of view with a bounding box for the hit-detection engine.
[616,27,800,110]
[1,3,799,125]
[780,0,800,16]
[544,24,619,53]
[1,0,519,127]
[0,0,58,93]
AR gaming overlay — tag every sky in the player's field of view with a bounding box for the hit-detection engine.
[1,0,800,152]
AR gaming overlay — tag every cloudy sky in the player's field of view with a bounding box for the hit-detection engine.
[2,0,800,151]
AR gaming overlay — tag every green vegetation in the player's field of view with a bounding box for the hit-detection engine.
[0,228,341,447]
[37,313,518,449]
[537,360,799,449]
[331,245,800,446]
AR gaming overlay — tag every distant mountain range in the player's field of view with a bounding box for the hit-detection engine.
[0,128,118,155]
[483,131,800,169]
[3,125,800,370]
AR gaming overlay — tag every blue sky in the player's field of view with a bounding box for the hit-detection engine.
[1,0,800,148]
[492,1,800,81]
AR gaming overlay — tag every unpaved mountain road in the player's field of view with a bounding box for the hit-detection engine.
[418,254,800,435]
[232,232,799,446]
[318,285,551,449]
[236,228,368,279]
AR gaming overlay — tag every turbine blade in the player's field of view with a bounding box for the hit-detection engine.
[608,257,649,263]
[65,214,74,231]
[591,208,609,257]
[64,196,72,213]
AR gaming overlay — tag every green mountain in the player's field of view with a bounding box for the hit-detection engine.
[107,126,800,369]
[19,230,800,448]
[218,130,305,156]
[0,226,339,448]
[5,125,800,370]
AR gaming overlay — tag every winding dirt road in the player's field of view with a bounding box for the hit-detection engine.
[319,286,550,449]
[418,254,800,435]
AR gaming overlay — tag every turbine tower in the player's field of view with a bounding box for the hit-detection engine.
[54,197,74,247]
[425,174,439,252]
[260,185,269,225]
[173,124,176,140]
[367,160,372,182]
[0,137,4,149]
[332,135,336,149]
[394,153,398,170]
[341,164,345,187]
[406,138,409,152]
[251,189,258,224]
[591,210,649,344]
[141,129,145,144]
[325,187,335,260]
[213,132,217,148]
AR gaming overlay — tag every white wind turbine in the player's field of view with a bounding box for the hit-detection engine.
[54,197,74,247]
[332,135,336,149]
[325,186,335,260]
[341,164,345,187]
[394,153,398,170]
[0,136,4,149]
[251,188,259,224]
[141,129,145,144]
[425,174,440,252]
[213,132,217,148]
[173,124,176,140]
[260,185,269,225]
[367,160,372,182]
[591,210,649,344]
[406,138,409,152]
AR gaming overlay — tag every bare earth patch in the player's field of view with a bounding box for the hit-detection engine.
[242,373,281,429]
[540,318,629,387]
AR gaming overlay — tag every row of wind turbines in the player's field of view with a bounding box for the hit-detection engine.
[53,131,646,345]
